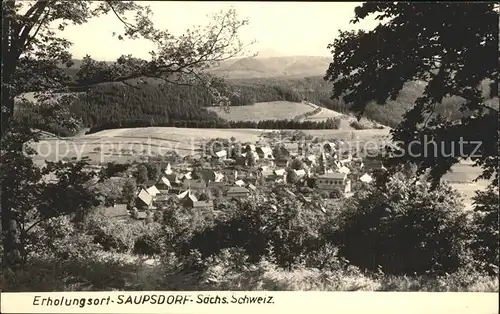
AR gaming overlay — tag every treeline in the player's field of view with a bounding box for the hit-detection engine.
[231,76,467,128]
[71,81,305,130]
[293,107,321,121]
[86,117,341,134]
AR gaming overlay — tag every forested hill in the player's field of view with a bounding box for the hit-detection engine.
[15,78,310,136]
[16,56,474,137]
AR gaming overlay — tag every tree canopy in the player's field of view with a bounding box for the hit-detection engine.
[2,1,252,137]
[324,2,499,187]
[1,0,253,267]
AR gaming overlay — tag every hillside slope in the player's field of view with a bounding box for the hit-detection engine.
[209,55,331,79]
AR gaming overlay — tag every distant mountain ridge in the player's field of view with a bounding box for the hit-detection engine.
[64,54,332,80]
[208,55,331,79]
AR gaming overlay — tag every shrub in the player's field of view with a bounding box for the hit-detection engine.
[133,225,164,256]
[85,214,138,253]
[334,172,473,276]
[186,195,329,269]
[349,120,367,130]
[470,185,499,274]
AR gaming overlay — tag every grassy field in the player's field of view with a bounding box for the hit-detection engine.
[207,101,316,121]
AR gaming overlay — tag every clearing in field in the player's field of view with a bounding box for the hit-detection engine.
[207,101,316,121]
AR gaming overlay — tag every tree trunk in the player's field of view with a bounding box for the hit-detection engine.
[1,193,23,268]
[1,78,23,268]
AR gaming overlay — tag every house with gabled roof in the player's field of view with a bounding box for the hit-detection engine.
[235,179,246,187]
[214,150,227,160]
[359,173,373,184]
[256,146,273,159]
[337,166,351,175]
[157,176,172,191]
[316,172,351,194]
[146,185,161,197]
[136,189,153,209]
[164,163,173,175]
[294,169,307,178]
[177,189,192,200]
[274,169,286,177]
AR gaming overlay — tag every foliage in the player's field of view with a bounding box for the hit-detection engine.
[135,165,149,185]
[286,170,299,184]
[334,171,472,275]
[133,223,164,256]
[1,125,101,265]
[186,195,330,269]
[324,2,499,187]
[290,158,305,170]
[471,184,500,274]
[349,120,367,130]
[1,0,254,268]
[122,179,137,208]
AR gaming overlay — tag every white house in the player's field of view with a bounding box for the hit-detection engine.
[338,166,351,175]
[215,150,227,160]
[177,189,192,200]
[165,163,173,175]
[235,179,246,187]
[294,169,306,178]
[316,172,351,194]
[360,173,373,184]
[256,146,273,159]
[136,189,153,208]
[214,171,224,182]
[274,169,286,177]
[146,185,161,196]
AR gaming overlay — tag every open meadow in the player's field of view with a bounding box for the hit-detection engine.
[207,101,317,121]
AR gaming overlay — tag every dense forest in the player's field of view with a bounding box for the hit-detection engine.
[15,79,309,136]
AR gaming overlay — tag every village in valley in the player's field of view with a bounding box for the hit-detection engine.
[90,130,383,221]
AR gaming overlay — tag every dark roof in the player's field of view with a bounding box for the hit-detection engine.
[226,186,250,194]
[155,195,171,201]
[318,173,346,180]
[208,181,226,186]
[193,200,213,208]
[199,169,216,181]
[144,180,157,187]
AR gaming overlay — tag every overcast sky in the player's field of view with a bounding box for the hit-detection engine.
[62,1,381,61]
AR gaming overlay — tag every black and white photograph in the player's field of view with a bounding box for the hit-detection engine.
[1,1,498,312]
